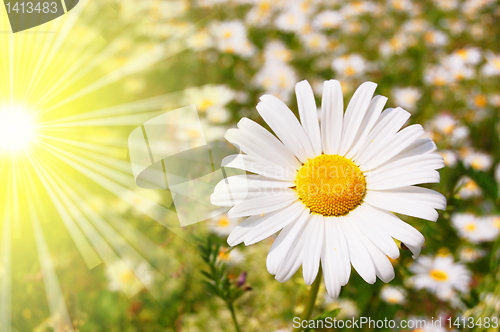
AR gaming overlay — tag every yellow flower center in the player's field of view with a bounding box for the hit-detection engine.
[429,269,449,282]
[494,59,500,69]
[345,66,356,76]
[494,217,500,229]
[465,180,478,191]
[465,223,476,232]
[258,1,271,12]
[120,271,135,283]
[217,248,230,261]
[474,94,487,108]
[199,99,215,111]
[217,216,230,228]
[387,297,400,304]
[457,49,469,58]
[471,159,483,170]
[295,154,366,217]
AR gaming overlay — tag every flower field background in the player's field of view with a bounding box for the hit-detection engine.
[5,0,500,331]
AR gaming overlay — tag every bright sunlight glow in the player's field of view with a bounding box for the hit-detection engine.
[0,105,35,153]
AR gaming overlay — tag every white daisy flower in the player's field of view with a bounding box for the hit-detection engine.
[312,10,343,30]
[380,33,416,57]
[463,0,495,16]
[392,87,422,112]
[209,20,255,57]
[432,113,456,135]
[332,54,369,78]
[274,8,307,33]
[409,255,471,300]
[341,1,377,18]
[217,247,245,265]
[187,29,213,51]
[438,150,458,167]
[380,285,406,304]
[209,212,239,236]
[451,213,498,243]
[106,258,154,296]
[390,0,415,12]
[263,41,292,64]
[183,84,234,114]
[323,297,359,318]
[434,0,459,10]
[206,107,231,124]
[484,215,500,237]
[423,29,449,47]
[211,79,446,298]
[481,52,500,76]
[245,0,283,26]
[458,246,486,262]
[402,18,429,34]
[253,62,298,103]
[462,151,493,171]
[424,65,453,86]
[451,47,482,65]
[455,176,482,199]
[450,125,469,144]
[489,94,500,107]
[299,32,329,53]
[445,58,474,81]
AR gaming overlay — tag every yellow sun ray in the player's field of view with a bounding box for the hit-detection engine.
[0,1,213,329]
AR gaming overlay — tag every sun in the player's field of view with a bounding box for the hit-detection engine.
[0,104,36,154]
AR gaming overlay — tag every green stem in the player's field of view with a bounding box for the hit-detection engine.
[292,268,323,332]
[228,302,241,332]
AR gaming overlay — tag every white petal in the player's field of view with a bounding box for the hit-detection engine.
[368,153,444,176]
[321,80,343,155]
[302,214,325,285]
[354,107,410,163]
[225,128,295,169]
[296,81,322,155]
[349,206,400,259]
[257,95,315,162]
[266,225,294,275]
[364,187,446,221]
[213,174,293,195]
[244,201,304,245]
[379,138,436,167]
[322,217,351,297]
[340,219,377,284]
[236,118,301,168]
[326,218,351,286]
[321,237,342,298]
[363,204,424,258]
[227,215,266,246]
[366,154,443,190]
[275,235,306,282]
[211,177,291,206]
[227,193,297,218]
[222,154,297,181]
[361,238,395,283]
[339,82,377,156]
[367,171,440,190]
[267,209,310,275]
[361,124,425,171]
[345,95,387,159]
